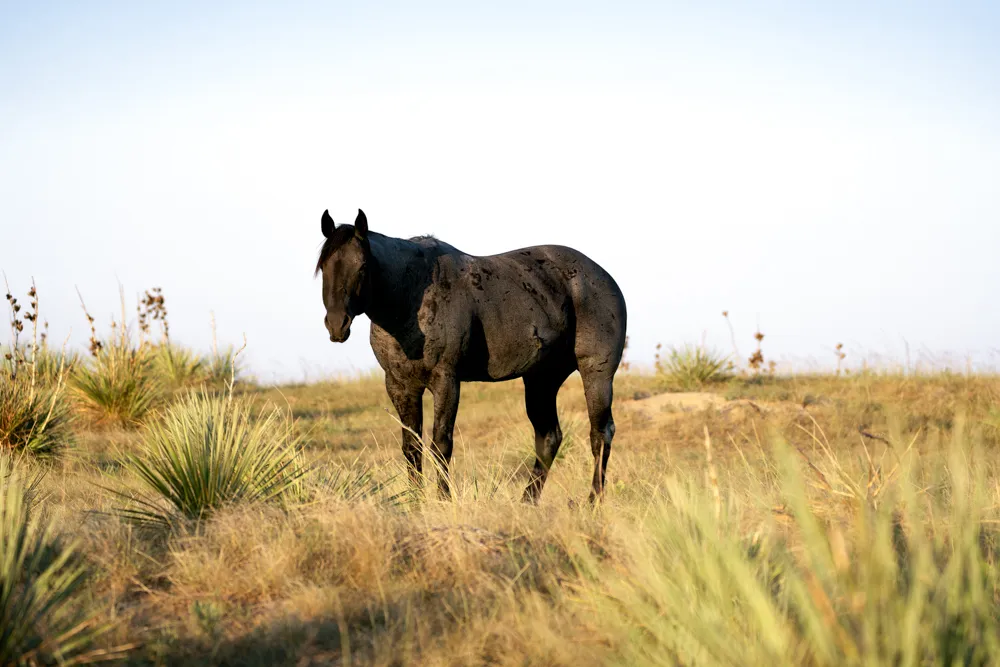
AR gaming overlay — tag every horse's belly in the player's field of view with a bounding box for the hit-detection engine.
[457,351,543,382]
[457,321,564,382]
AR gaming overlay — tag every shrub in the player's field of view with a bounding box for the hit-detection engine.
[0,453,113,664]
[29,347,80,387]
[71,330,160,429]
[2,280,75,457]
[152,344,205,392]
[1,345,79,389]
[202,345,242,392]
[0,376,74,458]
[656,344,733,390]
[116,391,306,527]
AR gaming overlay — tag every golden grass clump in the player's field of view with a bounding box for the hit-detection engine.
[70,290,162,428]
[2,280,75,458]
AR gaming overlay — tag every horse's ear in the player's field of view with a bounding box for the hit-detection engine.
[321,210,335,238]
[354,209,368,239]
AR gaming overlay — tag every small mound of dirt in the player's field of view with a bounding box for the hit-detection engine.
[626,392,726,416]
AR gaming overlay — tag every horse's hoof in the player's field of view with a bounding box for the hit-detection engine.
[521,488,541,504]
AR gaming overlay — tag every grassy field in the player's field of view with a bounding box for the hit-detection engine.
[4,289,1000,665]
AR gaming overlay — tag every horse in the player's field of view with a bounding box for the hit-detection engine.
[315,209,627,502]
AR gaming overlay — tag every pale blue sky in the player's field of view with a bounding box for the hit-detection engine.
[2,2,998,379]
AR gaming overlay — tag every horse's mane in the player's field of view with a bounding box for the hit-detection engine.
[317,230,445,275]
[315,225,357,275]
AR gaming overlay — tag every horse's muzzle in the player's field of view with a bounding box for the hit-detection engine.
[325,313,353,343]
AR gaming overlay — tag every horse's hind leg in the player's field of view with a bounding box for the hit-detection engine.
[580,367,616,503]
[429,372,460,499]
[522,367,572,503]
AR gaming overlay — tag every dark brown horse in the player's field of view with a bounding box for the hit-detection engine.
[316,209,627,502]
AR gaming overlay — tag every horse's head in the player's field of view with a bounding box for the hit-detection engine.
[315,209,371,343]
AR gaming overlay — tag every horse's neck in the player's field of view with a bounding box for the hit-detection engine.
[366,233,430,331]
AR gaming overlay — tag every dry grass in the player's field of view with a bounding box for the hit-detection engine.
[14,364,995,665]
[7,281,1000,665]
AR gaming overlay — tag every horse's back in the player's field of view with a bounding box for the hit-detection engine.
[474,244,626,373]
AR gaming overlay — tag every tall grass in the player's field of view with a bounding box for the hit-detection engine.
[2,281,74,457]
[301,459,411,507]
[580,429,1000,666]
[71,293,161,428]
[115,391,307,527]
[0,453,115,665]
[3,277,996,665]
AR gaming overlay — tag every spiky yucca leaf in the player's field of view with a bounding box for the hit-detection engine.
[0,454,114,665]
[0,345,79,389]
[71,336,160,428]
[152,344,204,392]
[0,373,74,458]
[116,392,307,527]
[202,346,240,392]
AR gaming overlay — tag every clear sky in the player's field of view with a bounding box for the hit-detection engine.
[2,1,998,380]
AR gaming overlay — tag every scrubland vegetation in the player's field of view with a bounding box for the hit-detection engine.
[3,281,1000,665]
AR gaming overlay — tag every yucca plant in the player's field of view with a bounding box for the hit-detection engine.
[71,329,160,428]
[2,281,74,458]
[0,345,78,390]
[115,391,307,527]
[0,452,44,513]
[30,347,80,388]
[202,346,241,392]
[197,311,242,393]
[151,344,204,392]
[0,453,115,665]
[656,343,733,390]
[0,376,74,458]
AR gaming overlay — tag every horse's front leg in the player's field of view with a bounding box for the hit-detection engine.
[429,372,461,499]
[386,375,425,488]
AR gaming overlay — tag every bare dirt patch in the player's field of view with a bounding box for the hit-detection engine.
[625,391,726,418]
